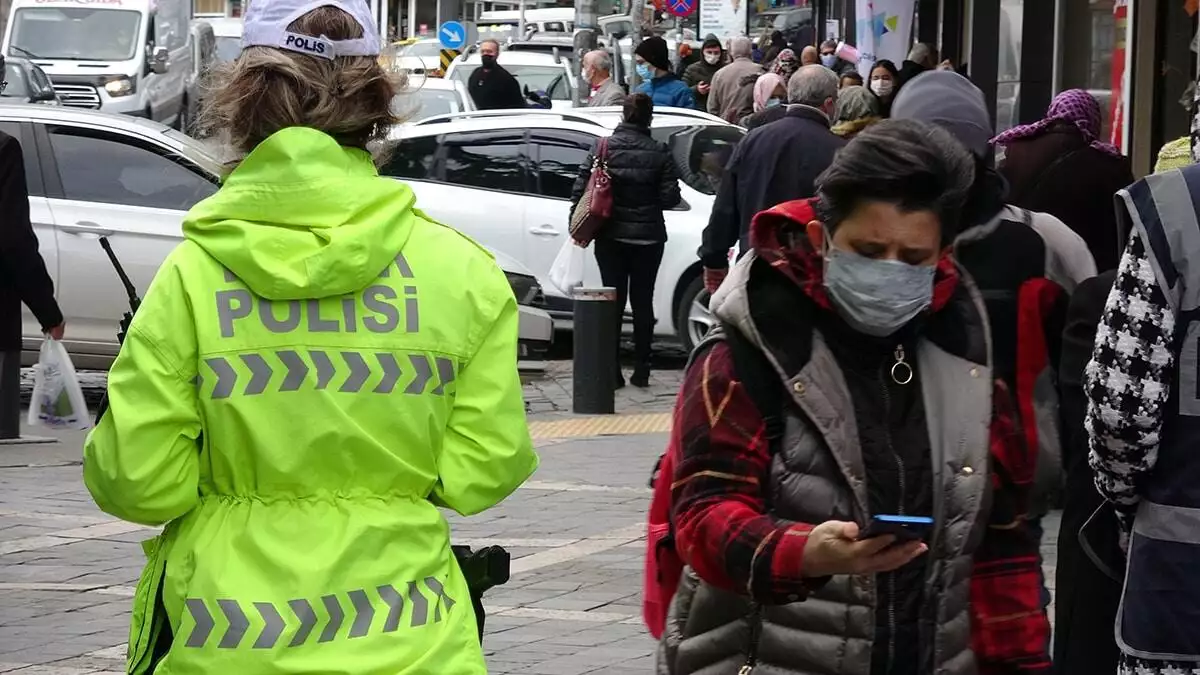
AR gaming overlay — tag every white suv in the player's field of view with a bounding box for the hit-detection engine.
[382,107,745,349]
[6,104,553,367]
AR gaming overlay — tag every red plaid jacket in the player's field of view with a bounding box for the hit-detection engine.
[670,199,1052,674]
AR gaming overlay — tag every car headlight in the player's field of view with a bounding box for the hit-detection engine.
[104,77,135,97]
[505,271,542,306]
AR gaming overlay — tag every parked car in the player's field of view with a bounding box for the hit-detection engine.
[382,107,746,349]
[394,77,474,123]
[446,48,576,110]
[5,104,552,367]
[1,57,59,105]
[206,16,244,63]
[390,38,445,78]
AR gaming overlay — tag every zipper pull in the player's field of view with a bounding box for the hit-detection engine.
[739,667,755,675]
[890,345,913,385]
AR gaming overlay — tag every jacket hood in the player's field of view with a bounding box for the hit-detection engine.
[182,127,418,301]
[701,36,723,53]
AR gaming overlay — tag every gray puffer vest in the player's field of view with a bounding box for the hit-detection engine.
[657,253,993,675]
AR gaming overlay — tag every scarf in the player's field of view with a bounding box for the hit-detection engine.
[752,73,785,112]
[769,48,799,82]
[992,88,1122,157]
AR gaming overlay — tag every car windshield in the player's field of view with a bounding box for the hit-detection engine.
[1,64,29,98]
[9,7,142,61]
[455,63,569,100]
[400,42,441,58]
[651,124,745,196]
[214,36,241,62]
[396,87,466,120]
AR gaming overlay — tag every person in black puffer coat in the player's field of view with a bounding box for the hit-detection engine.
[570,93,681,388]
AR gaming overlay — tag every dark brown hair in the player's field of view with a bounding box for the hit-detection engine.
[623,93,653,128]
[200,6,401,158]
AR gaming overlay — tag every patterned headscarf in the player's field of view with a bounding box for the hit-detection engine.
[770,48,799,82]
[992,89,1122,157]
[753,73,786,112]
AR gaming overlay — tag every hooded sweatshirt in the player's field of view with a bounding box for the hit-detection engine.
[682,37,724,110]
[84,127,537,674]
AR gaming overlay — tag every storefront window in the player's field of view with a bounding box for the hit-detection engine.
[1061,0,1119,143]
[748,0,814,46]
[995,0,1024,133]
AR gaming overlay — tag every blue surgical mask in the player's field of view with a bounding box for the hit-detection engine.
[821,54,837,68]
[636,63,653,81]
[823,238,935,337]
[766,98,782,108]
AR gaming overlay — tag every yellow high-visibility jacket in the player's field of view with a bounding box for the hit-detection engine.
[84,127,538,675]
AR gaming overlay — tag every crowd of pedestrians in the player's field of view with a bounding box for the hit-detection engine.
[5,3,1196,670]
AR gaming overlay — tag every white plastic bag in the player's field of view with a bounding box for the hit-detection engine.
[27,338,91,431]
[548,240,586,295]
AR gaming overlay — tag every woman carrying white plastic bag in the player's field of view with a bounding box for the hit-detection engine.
[28,336,90,431]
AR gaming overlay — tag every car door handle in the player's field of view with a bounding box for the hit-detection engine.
[60,221,114,238]
[529,224,561,236]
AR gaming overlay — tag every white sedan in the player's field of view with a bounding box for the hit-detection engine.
[394,77,474,123]
[8,104,553,367]
[383,106,744,350]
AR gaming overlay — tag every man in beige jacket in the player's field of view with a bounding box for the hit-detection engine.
[706,36,762,120]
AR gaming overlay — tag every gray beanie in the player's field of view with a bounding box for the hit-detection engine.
[890,70,992,158]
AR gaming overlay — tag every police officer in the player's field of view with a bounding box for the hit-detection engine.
[1087,163,1200,675]
[82,0,538,672]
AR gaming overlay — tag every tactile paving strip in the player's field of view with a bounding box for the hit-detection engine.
[528,412,673,440]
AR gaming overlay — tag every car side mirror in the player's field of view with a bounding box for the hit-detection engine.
[151,46,169,74]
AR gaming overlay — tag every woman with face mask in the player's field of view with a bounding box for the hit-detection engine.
[659,119,1052,675]
[738,72,787,130]
[868,59,900,116]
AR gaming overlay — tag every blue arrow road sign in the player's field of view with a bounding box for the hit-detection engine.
[439,21,466,50]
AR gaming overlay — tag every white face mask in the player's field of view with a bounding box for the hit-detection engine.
[870,78,894,97]
[704,52,721,65]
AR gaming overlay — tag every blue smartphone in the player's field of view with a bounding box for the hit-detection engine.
[857,515,935,543]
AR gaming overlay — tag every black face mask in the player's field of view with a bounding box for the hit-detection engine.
[481,54,497,68]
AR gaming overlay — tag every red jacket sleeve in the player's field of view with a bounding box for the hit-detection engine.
[971,379,1053,675]
[670,341,817,604]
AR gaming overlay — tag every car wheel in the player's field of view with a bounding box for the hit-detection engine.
[675,276,716,352]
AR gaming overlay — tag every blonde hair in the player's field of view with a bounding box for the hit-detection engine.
[199,6,402,159]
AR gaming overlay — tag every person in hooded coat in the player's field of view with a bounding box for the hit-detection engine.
[682,36,725,112]
[82,4,538,672]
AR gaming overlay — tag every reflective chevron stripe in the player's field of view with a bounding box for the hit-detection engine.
[201,351,455,399]
[182,577,458,649]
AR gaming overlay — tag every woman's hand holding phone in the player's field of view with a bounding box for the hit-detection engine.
[800,520,928,578]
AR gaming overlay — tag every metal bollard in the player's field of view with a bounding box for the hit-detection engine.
[572,286,619,415]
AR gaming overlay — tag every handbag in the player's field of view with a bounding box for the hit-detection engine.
[569,137,613,245]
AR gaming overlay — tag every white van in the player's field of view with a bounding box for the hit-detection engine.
[2,0,194,130]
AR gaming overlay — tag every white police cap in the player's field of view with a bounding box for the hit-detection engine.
[241,0,381,60]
